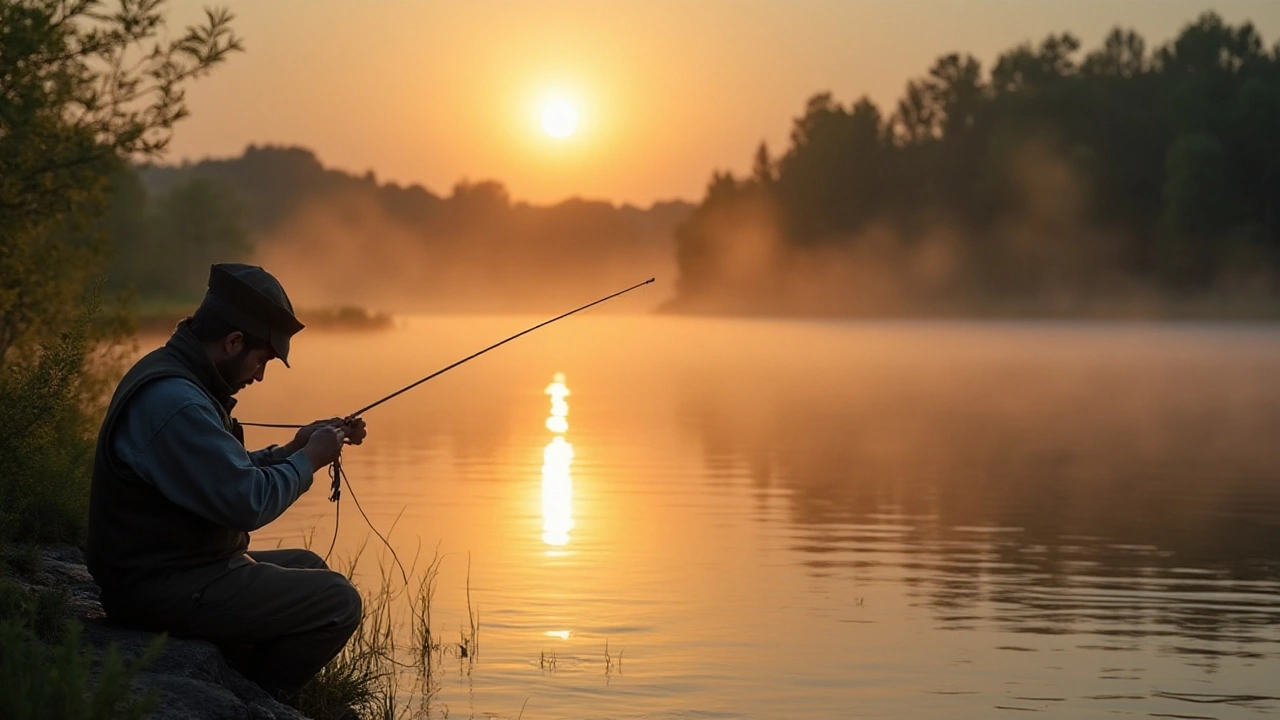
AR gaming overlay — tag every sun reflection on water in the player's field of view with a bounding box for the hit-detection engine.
[541,373,574,548]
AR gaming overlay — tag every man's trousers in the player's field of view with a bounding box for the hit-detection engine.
[103,548,363,693]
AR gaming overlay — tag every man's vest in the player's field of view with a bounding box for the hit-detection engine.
[86,324,249,603]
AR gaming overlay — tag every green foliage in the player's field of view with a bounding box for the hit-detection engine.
[0,619,162,720]
[135,145,694,311]
[1160,132,1228,285]
[105,169,251,303]
[673,11,1280,314]
[0,0,241,543]
[0,578,70,644]
[3,543,44,579]
[0,299,102,544]
[296,653,389,720]
[0,574,165,720]
[0,0,242,361]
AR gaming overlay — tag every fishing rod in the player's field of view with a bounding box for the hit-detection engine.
[242,278,656,573]
[346,276,654,420]
[243,276,655,428]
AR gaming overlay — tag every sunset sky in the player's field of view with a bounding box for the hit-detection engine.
[165,0,1280,207]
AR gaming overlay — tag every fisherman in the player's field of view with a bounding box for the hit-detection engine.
[86,262,367,698]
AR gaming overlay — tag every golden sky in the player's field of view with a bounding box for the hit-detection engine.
[165,0,1280,206]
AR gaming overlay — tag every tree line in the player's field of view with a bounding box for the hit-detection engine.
[109,146,690,311]
[670,12,1280,316]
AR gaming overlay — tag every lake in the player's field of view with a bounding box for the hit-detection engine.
[198,314,1280,719]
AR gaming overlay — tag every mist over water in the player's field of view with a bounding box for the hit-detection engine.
[190,315,1280,719]
[250,195,678,315]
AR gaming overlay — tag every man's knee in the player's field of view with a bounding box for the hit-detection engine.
[296,549,327,570]
[328,573,362,632]
[250,548,329,570]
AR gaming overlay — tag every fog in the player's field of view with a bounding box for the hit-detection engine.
[250,186,679,315]
[670,138,1275,318]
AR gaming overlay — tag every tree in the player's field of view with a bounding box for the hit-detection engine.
[894,53,985,144]
[0,0,242,360]
[751,142,774,186]
[775,93,888,243]
[0,0,239,543]
[670,13,1280,315]
[1160,133,1228,286]
[991,33,1080,96]
[110,175,248,301]
[1082,28,1147,78]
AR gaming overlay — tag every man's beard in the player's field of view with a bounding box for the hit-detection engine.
[214,346,252,392]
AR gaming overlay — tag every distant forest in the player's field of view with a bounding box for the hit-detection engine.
[105,146,689,313]
[103,11,1280,320]
[669,12,1280,317]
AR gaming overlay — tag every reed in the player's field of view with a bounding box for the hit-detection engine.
[603,639,623,679]
[538,649,557,672]
[298,539,480,720]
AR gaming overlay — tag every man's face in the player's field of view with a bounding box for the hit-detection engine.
[215,335,276,394]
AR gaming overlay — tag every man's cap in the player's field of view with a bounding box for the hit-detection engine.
[198,263,304,366]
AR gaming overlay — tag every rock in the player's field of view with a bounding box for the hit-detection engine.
[31,546,310,720]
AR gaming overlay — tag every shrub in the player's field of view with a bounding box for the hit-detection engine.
[0,620,161,720]
[0,301,103,545]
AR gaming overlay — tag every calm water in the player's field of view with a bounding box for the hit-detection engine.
[194,315,1280,719]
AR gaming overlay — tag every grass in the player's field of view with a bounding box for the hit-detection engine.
[3,544,44,580]
[0,288,166,719]
[0,300,108,546]
[296,540,482,720]
[538,649,557,672]
[0,575,162,720]
[296,563,400,720]
[603,639,623,679]
[0,621,162,720]
[0,577,70,645]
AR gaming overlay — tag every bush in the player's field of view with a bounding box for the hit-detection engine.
[0,301,104,545]
[0,620,161,720]
[0,577,69,644]
[0,574,163,720]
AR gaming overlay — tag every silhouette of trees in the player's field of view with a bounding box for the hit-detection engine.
[106,172,249,302]
[119,146,691,307]
[672,12,1280,315]
[0,0,241,356]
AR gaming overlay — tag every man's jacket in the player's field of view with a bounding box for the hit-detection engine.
[86,323,311,610]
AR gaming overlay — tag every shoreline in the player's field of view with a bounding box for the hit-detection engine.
[10,545,310,720]
[136,305,396,334]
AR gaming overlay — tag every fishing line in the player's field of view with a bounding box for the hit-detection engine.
[322,460,341,563]
[242,278,656,579]
[339,460,408,586]
[344,276,655,419]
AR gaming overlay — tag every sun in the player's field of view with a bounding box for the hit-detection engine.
[541,98,579,138]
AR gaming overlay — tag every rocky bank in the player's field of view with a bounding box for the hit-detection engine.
[23,545,309,720]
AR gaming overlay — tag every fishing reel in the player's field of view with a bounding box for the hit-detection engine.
[329,453,342,502]
[328,415,361,502]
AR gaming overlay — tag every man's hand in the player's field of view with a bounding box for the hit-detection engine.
[301,426,346,469]
[285,418,342,455]
[340,416,367,446]
[286,417,368,454]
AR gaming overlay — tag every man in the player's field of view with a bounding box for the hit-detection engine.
[87,262,368,697]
